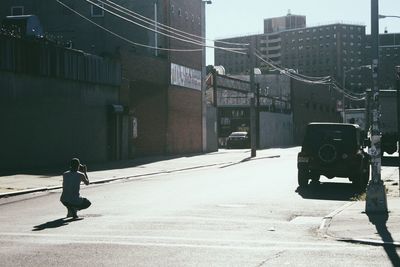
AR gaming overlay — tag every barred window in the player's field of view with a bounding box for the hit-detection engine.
[91,1,104,17]
[11,6,24,16]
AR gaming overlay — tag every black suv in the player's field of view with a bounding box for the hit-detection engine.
[297,123,370,190]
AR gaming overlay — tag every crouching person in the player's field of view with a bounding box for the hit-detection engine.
[60,158,91,219]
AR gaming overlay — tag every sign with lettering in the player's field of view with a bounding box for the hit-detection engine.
[171,63,201,90]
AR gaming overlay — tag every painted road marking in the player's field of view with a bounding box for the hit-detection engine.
[0,232,358,251]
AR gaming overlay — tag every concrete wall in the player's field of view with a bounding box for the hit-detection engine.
[206,105,218,152]
[259,112,293,148]
[0,71,119,172]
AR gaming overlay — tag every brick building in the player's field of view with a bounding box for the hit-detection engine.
[0,33,121,171]
[0,0,207,157]
[264,13,306,34]
[280,23,367,93]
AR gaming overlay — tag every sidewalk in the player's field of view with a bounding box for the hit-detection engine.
[0,148,282,197]
[321,166,400,246]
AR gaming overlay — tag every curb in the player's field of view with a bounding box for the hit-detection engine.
[0,155,280,199]
[319,201,400,247]
[337,238,400,247]
[319,201,355,232]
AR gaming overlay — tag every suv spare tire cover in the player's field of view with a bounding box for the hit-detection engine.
[318,143,337,163]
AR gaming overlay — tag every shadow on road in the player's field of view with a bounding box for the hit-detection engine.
[296,182,363,201]
[367,212,400,266]
[219,155,280,169]
[32,217,83,231]
[0,153,207,177]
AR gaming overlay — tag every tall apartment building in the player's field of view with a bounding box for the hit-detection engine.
[264,12,306,34]
[215,14,369,94]
[215,13,305,74]
[214,34,261,74]
[280,23,367,93]
[365,32,400,89]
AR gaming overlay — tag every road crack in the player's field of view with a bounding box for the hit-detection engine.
[256,250,285,267]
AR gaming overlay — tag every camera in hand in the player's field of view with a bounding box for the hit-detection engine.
[79,164,86,172]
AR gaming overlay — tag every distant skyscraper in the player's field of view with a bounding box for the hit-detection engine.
[264,12,306,34]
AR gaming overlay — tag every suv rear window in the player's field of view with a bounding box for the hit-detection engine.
[303,125,357,152]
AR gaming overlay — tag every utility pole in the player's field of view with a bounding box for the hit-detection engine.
[201,1,211,152]
[249,38,256,157]
[396,66,400,194]
[365,0,388,213]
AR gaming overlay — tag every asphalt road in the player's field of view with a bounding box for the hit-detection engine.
[0,147,398,266]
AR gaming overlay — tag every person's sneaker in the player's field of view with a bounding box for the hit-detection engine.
[67,209,74,218]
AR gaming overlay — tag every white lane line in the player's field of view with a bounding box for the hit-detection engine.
[0,237,367,251]
[0,232,349,249]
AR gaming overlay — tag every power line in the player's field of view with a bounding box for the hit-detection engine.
[103,0,249,47]
[255,52,331,84]
[254,51,366,101]
[57,0,202,52]
[85,0,248,54]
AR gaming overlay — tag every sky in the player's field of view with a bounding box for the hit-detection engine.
[205,0,400,65]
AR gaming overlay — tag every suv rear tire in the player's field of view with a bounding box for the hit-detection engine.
[298,169,309,187]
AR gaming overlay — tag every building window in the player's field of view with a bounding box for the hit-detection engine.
[62,3,74,15]
[178,8,182,16]
[171,4,175,14]
[11,6,24,16]
[91,2,104,17]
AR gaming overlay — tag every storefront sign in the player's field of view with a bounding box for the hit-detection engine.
[171,63,201,90]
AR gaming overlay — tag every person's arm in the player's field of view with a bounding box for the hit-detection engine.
[80,165,90,185]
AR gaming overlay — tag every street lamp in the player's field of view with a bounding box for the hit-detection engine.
[396,66,400,195]
[201,0,211,152]
[342,65,371,123]
[379,14,400,19]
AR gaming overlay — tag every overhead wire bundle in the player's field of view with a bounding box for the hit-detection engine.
[254,49,366,101]
[57,0,248,53]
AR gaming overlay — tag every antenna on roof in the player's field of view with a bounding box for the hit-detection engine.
[287,9,292,16]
